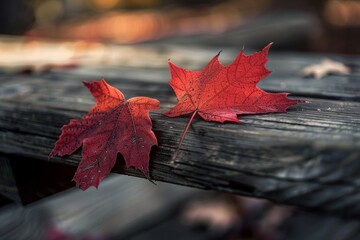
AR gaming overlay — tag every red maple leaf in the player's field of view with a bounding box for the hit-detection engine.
[49,79,159,190]
[164,43,304,159]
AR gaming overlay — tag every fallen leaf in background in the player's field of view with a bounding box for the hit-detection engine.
[181,196,294,240]
[17,63,79,75]
[45,225,105,240]
[259,205,293,230]
[49,79,159,190]
[301,58,350,79]
[164,43,304,160]
[181,199,241,231]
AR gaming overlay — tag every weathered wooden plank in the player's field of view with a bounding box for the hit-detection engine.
[0,91,359,215]
[0,44,359,215]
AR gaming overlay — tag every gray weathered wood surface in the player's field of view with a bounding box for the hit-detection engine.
[0,175,199,240]
[0,43,359,216]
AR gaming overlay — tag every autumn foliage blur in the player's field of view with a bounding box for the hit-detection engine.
[0,0,359,54]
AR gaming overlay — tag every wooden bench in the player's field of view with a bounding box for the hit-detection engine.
[0,42,359,217]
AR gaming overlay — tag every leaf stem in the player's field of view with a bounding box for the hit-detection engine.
[172,110,198,161]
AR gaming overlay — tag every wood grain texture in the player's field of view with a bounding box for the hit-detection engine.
[0,45,359,216]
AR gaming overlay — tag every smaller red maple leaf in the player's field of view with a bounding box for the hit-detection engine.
[164,43,304,160]
[49,79,159,190]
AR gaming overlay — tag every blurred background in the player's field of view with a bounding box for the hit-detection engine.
[0,1,360,240]
[0,0,359,53]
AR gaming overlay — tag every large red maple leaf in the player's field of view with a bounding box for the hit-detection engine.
[49,79,159,190]
[164,43,304,159]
